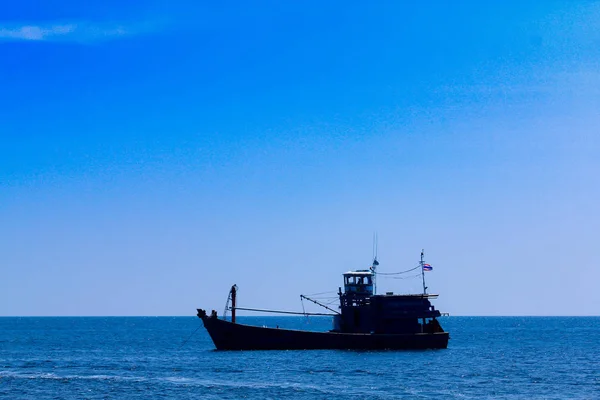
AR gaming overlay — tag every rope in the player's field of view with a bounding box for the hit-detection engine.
[230,306,335,316]
[375,264,421,275]
[300,296,309,323]
[304,291,337,296]
[386,272,423,280]
[306,296,338,301]
[301,296,307,316]
[179,325,202,349]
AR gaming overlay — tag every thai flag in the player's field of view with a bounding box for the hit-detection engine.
[423,263,433,271]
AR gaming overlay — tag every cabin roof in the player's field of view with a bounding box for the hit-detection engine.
[373,293,439,299]
[343,270,373,276]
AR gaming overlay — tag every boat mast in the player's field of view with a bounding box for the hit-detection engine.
[230,285,237,324]
[420,249,427,295]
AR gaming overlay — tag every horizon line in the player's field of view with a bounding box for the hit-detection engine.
[1,315,599,318]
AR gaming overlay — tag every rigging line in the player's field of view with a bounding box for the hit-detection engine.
[305,291,337,296]
[308,296,338,300]
[375,265,421,275]
[179,325,202,349]
[300,295,306,315]
[315,299,339,303]
[229,306,335,316]
[387,273,423,280]
[222,285,238,320]
[320,298,338,304]
[300,295,340,314]
[300,295,309,323]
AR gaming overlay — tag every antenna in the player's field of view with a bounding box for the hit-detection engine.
[372,232,379,295]
[420,249,427,295]
[372,232,376,260]
[373,232,379,259]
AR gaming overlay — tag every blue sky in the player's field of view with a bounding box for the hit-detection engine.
[1,1,599,316]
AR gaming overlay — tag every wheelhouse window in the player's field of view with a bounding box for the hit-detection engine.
[345,275,372,285]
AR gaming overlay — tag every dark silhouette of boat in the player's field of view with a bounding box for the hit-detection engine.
[197,251,449,350]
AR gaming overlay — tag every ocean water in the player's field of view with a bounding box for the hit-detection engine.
[1,316,598,399]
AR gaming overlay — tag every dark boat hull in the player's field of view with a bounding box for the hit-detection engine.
[199,314,449,350]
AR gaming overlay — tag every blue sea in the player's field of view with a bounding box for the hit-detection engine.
[1,317,598,399]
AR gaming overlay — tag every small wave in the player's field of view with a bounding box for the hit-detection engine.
[0,371,398,398]
[0,371,146,382]
[156,377,337,393]
[351,368,384,376]
[211,367,245,373]
[156,379,400,399]
[161,376,194,384]
[19,361,40,369]
[303,368,336,374]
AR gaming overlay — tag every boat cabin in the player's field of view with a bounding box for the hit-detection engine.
[343,270,374,295]
[334,269,444,335]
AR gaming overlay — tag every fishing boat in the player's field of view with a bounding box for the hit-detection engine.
[197,250,449,350]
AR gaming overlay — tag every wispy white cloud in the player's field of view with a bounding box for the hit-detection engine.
[0,22,138,43]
